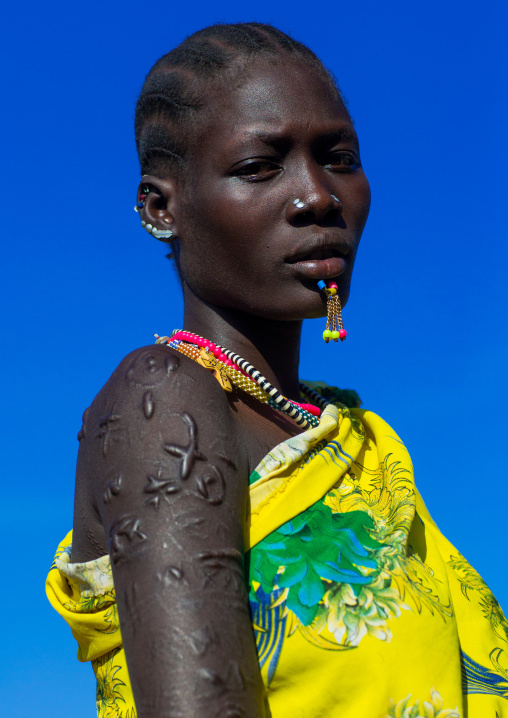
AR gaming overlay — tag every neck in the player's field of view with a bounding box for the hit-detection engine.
[182,285,302,400]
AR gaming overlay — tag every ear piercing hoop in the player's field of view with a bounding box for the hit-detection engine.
[141,221,173,241]
[133,184,150,213]
[134,184,174,242]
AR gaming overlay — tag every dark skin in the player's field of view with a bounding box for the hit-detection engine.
[72,59,370,717]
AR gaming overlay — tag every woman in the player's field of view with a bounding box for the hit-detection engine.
[46,23,508,718]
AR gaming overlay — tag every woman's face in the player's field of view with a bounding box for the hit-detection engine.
[174,59,371,321]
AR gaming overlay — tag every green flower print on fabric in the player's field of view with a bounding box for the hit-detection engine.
[384,688,459,718]
[324,573,404,645]
[250,501,383,626]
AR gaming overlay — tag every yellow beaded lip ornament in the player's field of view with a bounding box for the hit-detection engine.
[317,280,347,343]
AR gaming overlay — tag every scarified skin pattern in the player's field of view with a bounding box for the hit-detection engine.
[143,390,155,419]
[77,406,90,441]
[144,472,180,509]
[103,474,122,504]
[109,516,147,564]
[157,565,184,585]
[125,349,180,388]
[196,465,226,505]
[164,413,207,479]
[97,412,122,456]
[67,348,266,716]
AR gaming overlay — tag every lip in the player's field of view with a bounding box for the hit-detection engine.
[289,256,346,280]
[285,235,350,280]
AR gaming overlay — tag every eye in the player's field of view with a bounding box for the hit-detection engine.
[323,151,361,172]
[231,159,281,181]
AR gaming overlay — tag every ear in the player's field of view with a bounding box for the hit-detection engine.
[136,175,182,237]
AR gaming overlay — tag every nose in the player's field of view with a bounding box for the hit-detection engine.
[286,167,342,223]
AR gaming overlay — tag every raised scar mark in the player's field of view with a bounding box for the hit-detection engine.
[196,464,225,505]
[157,564,184,585]
[123,582,140,635]
[144,472,180,509]
[199,548,243,561]
[197,667,226,690]
[229,661,247,691]
[125,350,180,388]
[225,708,245,718]
[175,515,206,533]
[142,390,155,419]
[77,407,90,442]
[109,515,147,564]
[197,660,248,700]
[103,474,122,503]
[164,412,207,479]
[184,624,219,656]
[198,549,244,590]
[97,412,121,456]
[165,354,180,373]
[216,453,237,472]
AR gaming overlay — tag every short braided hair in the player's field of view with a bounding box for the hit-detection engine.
[135,23,345,179]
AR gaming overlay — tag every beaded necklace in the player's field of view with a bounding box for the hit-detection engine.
[154,330,329,430]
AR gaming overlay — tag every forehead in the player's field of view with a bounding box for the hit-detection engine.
[196,60,353,153]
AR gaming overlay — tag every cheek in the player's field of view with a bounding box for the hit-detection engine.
[347,174,371,228]
[180,182,271,266]
[177,193,267,300]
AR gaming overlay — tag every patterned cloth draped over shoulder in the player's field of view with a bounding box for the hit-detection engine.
[46,383,508,718]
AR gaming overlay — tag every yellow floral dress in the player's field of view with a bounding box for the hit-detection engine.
[47,385,508,717]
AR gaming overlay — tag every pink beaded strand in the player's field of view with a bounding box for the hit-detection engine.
[158,331,322,419]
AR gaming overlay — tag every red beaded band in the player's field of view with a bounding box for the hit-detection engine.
[157,330,322,419]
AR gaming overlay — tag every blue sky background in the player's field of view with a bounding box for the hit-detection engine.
[1,0,506,714]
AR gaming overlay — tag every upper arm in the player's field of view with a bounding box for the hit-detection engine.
[73,344,267,717]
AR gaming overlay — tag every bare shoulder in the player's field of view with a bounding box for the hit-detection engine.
[86,342,236,440]
[73,344,266,715]
[72,344,245,562]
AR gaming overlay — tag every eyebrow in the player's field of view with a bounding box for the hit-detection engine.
[237,127,359,150]
[317,129,360,149]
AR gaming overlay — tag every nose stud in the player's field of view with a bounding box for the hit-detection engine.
[293,194,341,210]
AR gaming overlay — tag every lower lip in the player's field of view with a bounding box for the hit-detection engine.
[289,256,347,280]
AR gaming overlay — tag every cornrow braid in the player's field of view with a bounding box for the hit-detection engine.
[135,22,345,178]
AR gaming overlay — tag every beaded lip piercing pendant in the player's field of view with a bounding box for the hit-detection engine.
[317,280,347,343]
[134,185,174,242]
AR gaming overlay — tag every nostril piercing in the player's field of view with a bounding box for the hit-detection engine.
[293,199,305,209]
[331,194,341,205]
